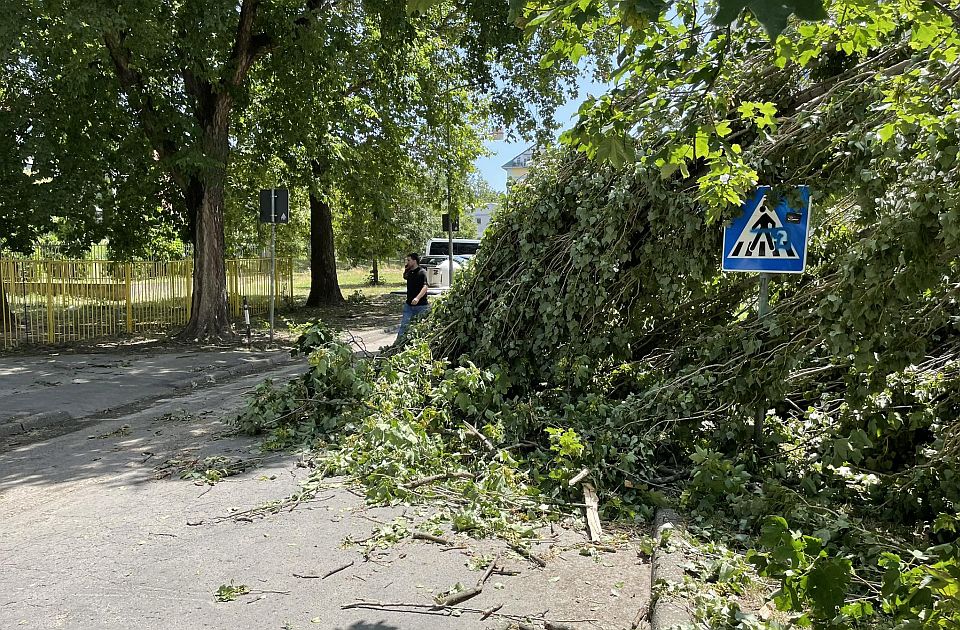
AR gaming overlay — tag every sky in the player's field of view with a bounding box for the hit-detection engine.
[474,73,611,192]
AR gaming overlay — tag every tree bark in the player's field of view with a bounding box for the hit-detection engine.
[371,258,380,285]
[104,0,272,341]
[305,189,344,307]
[178,96,234,340]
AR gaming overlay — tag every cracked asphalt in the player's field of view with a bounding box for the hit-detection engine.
[0,330,649,630]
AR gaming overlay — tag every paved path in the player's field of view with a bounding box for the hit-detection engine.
[0,364,650,630]
[0,327,397,440]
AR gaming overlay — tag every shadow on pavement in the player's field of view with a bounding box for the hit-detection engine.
[0,366,303,494]
[336,622,401,630]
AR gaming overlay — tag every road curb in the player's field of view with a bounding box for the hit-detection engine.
[650,508,693,630]
[171,352,298,390]
[0,410,73,438]
[0,352,301,438]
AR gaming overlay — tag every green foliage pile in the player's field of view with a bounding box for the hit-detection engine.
[422,1,958,625]
[238,324,582,538]
[237,1,960,626]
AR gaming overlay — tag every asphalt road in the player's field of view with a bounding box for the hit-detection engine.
[0,329,649,630]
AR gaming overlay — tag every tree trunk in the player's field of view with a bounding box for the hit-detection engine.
[178,97,233,340]
[305,189,344,307]
[371,258,380,285]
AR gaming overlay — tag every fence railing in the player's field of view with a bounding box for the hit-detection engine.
[2,243,191,261]
[1,257,293,349]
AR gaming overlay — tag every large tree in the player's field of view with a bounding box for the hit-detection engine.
[240,1,580,308]
[4,0,580,335]
[5,0,364,338]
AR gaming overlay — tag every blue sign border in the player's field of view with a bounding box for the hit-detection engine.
[722,185,811,274]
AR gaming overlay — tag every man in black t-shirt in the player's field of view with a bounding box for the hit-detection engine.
[397,252,430,340]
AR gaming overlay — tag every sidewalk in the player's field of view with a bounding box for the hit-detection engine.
[0,327,397,439]
[0,348,297,437]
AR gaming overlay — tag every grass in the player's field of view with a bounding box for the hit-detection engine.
[283,264,407,332]
[291,264,406,301]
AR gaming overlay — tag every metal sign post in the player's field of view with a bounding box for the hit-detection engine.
[442,213,457,288]
[757,273,771,319]
[754,272,771,441]
[258,188,289,346]
[721,186,812,444]
[243,295,251,345]
[269,209,276,345]
[447,217,454,287]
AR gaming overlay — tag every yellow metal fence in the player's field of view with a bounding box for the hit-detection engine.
[1,257,293,349]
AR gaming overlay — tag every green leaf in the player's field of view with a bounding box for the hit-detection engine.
[714,0,828,39]
[569,43,589,63]
[695,131,710,158]
[878,123,897,143]
[595,134,635,168]
[840,601,874,619]
[791,0,829,20]
[508,0,529,23]
[406,0,440,16]
[805,556,851,615]
[715,0,746,25]
[747,1,794,39]
[759,515,791,549]
[660,162,680,179]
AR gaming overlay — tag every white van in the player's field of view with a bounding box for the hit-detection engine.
[425,238,481,258]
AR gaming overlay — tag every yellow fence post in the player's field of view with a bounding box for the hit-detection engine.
[287,258,293,306]
[185,259,193,319]
[125,263,133,333]
[46,261,54,343]
[228,260,238,317]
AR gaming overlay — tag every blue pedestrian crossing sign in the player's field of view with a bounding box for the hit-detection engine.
[722,186,811,274]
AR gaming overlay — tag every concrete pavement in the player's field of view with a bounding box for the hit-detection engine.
[0,362,651,630]
[0,327,397,440]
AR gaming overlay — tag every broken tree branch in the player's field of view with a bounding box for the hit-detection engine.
[461,420,496,452]
[481,603,504,620]
[437,553,502,607]
[437,585,483,607]
[412,530,452,546]
[479,554,501,587]
[568,467,590,486]
[509,542,548,568]
[403,471,475,490]
[582,482,603,542]
[323,560,355,579]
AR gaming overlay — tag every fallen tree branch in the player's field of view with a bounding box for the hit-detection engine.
[436,553,501,607]
[567,468,590,486]
[403,471,475,490]
[478,554,501,587]
[323,560,355,579]
[481,603,503,620]
[341,600,522,621]
[582,482,603,542]
[509,542,548,568]
[461,419,496,452]
[412,530,452,546]
[437,585,482,607]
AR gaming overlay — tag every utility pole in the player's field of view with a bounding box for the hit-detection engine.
[445,92,454,288]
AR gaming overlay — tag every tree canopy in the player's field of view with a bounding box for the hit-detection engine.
[1,0,583,335]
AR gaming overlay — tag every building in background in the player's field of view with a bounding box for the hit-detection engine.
[502,146,536,182]
[471,202,495,235]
